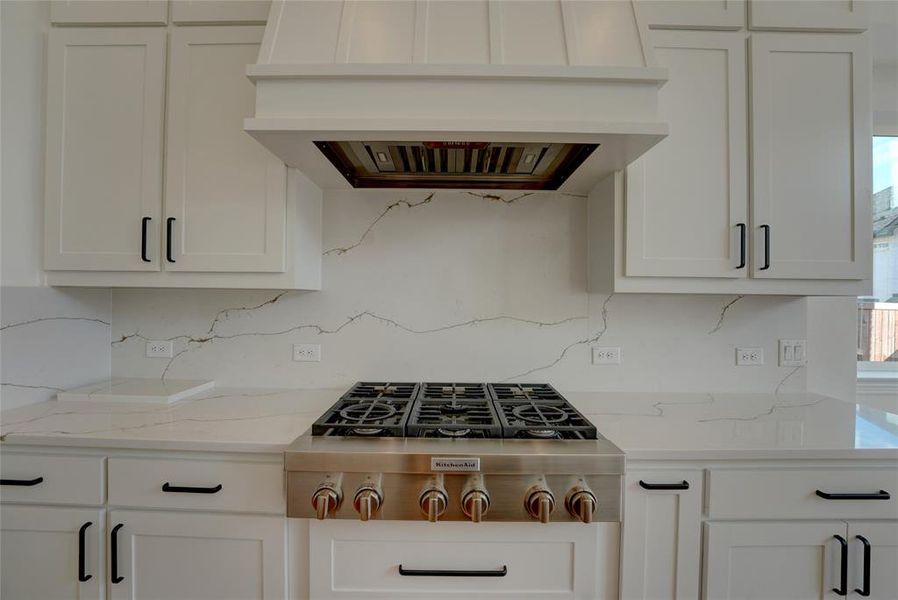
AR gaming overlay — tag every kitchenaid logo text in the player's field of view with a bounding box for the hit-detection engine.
[430,457,481,472]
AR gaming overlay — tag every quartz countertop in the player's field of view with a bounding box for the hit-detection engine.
[1,388,896,459]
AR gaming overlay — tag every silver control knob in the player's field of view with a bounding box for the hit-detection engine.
[420,489,448,522]
[462,490,490,522]
[311,485,342,520]
[565,486,597,524]
[525,485,556,524]
[353,485,383,521]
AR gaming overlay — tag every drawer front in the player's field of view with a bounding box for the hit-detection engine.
[708,468,898,520]
[0,453,104,506]
[108,457,283,513]
[309,520,619,599]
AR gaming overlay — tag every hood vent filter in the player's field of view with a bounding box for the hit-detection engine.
[314,141,598,190]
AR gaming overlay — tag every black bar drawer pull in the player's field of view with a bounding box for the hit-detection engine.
[110,523,124,584]
[141,217,151,263]
[816,489,891,501]
[399,565,507,577]
[736,223,746,269]
[78,521,92,582]
[165,217,176,263]
[639,480,689,491]
[162,482,222,494]
[759,224,770,270]
[833,535,848,596]
[855,535,871,597]
[0,476,44,486]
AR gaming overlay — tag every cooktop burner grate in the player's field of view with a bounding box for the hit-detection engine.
[495,399,597,440]
[311,382,419,437]
[420,382,490,400]
[487,383,565,402]
[345,381,419,399]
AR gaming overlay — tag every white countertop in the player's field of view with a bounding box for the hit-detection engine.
[1,388,896,459]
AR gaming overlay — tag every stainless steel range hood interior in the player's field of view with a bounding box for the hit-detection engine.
[246,1,668,193]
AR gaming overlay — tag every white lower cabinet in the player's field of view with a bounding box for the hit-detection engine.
[620,471,702,600]
[0,505,104,600]
[704,521,848,600]
[307,520,619,599]
[847,521,898,600]
[107,509,286,600]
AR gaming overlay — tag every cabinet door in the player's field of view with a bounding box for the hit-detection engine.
[1,505,103,600]
[636,0,745,30]
[50,0,168,25]
[44,28,165,271]
[171,0,271,24]
[847,521,898,600]
[164,27,286,273]
[751,33,871,280]
[749,0,868,32]
[626,31,748,278]
[107,510,285,600]
[621,471,702,600]
[704,521,848,600]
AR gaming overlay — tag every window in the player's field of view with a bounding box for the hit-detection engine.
[858,136,898,373]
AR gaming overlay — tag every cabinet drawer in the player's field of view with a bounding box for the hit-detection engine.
[708,468,898,520]
[108,457,283,513]
[0,453,104,506]
[309,520,618,599]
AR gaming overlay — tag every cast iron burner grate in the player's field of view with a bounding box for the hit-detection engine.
[310,382,419,437]
[408,383,501,438]
[487,383,565,402]
[495,399,597,440]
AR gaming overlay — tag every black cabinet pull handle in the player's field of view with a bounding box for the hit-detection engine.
[398,565,507,577]
[78,521,92,582]
[166,217,176,263]
[0,476,43,486]
[639,480,689,491]
[816,490,891,501]
[162,482,222,494]
[855,535,871,597]
[759,224,770,270]
[833,535,848,596]
[141,217,151,262]
[110,523,124,584]
[736,223,746,269]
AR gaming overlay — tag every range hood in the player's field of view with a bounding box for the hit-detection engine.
[245,0,668,193]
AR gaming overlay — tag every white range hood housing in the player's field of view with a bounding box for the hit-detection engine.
[246,0,668,194]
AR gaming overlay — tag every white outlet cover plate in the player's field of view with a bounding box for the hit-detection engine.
[779,339,807,367]
[736,347,764,366]
[293,343,321,362]
[592,347,621,365]
[145,340,174,358]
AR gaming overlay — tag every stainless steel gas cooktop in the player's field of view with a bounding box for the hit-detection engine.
[285,382,623,523]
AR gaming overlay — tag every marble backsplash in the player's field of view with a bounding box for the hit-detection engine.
[106,189,809,394]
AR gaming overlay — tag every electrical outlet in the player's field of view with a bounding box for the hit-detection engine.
[779,339,807,367]
[736,347,764,366]
[293,343,321,362]
[592,347,621,365]
[146,341,173,358]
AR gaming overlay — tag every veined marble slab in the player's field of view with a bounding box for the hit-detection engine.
[58,378,214,404]
[1,388,896,459]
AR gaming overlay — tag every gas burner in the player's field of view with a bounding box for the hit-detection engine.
[437,428,472,438]
[525,429,562,439]
[350,427,386,436]
[407,397,502,438]
[488,383,564,401]
[338,402,397,422]
[496,399,597,440]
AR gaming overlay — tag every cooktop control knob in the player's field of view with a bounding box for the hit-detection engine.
[353,477,384,522]
[525,481,556,524]
[565,482,597,524]
[311,479,343,520]
[419,477,448,522]
[461,475,491,523]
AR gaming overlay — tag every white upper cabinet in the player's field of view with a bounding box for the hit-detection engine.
[636,0,745,30]
[751,32,871,280]
[50,0,168,24]
[164,27,286,273]
[170,1,271,24]
[625,30,748,279]
[44,28,166,272]
[749,0,868,32]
